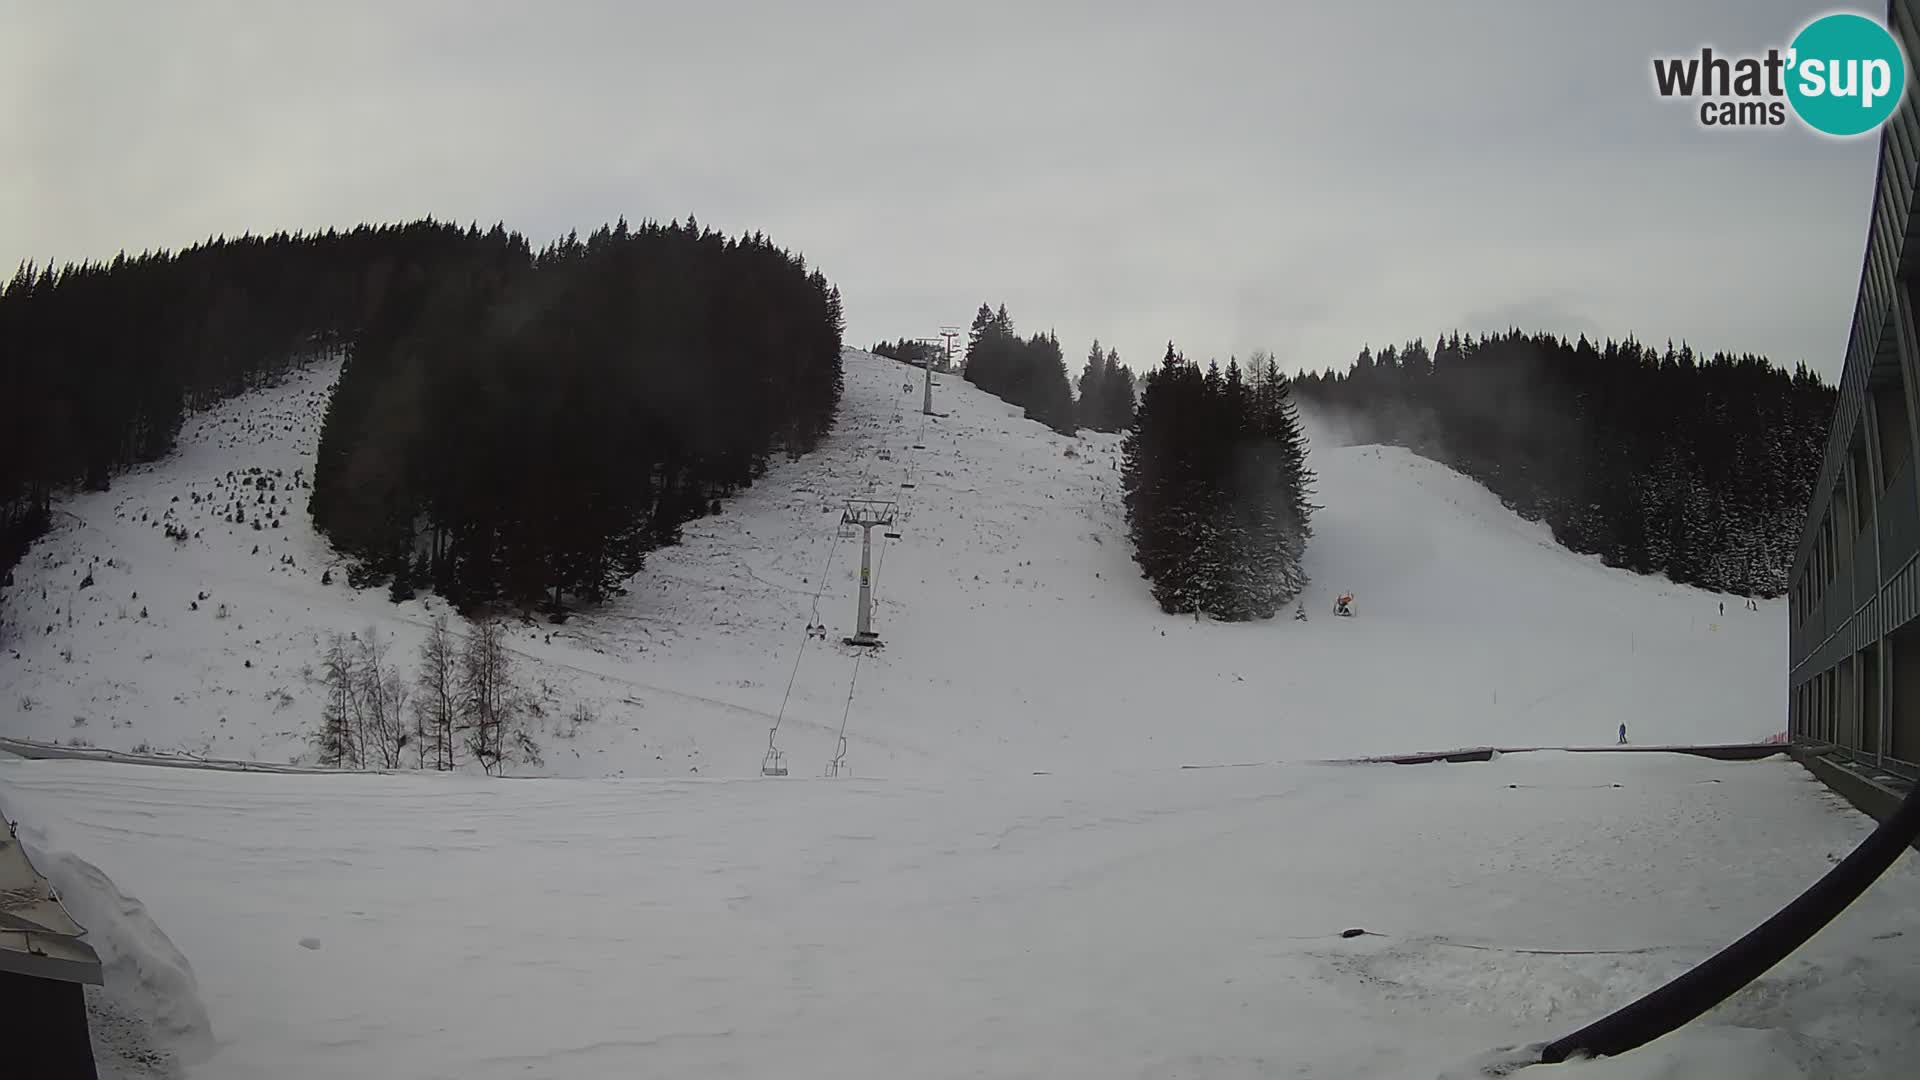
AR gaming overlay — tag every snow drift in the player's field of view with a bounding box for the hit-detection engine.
[1,796,213,1077]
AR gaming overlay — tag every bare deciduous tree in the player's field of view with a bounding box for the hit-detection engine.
[415,615,458,771]
[357,627,410,769]
[460,616,538,774]
[317,633,359,767]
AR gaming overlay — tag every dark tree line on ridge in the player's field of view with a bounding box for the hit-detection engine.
[0,217,846,619]
[1290,330,1835,597]
[961,303,1078,435]
[958,303,1136,435]
[310,217,845,613]
[871,337,955,371]
[1123,345,1315,620]
[1,221,481,581]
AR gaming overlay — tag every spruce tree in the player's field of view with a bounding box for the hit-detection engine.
[1078,340,1108,430]
[1122,345,1315,619]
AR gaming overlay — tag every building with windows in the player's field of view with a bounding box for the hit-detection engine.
[1788,0,1920,797]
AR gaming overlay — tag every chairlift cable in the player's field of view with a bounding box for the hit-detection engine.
[771,525,846,739]
[826,651,864,777]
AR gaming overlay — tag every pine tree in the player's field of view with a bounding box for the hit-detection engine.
[1101,348,1136,431]
[1122,346,1316,620]
[1078,340,1108,430]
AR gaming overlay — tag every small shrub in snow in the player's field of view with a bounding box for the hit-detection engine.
[561,703,594,739]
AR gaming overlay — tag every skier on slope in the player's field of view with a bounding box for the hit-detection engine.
[1334,592,1354,617]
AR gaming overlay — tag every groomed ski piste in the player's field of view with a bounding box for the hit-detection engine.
[3,349,1917,1078]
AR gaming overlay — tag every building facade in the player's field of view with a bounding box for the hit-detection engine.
[1788,0,1920,778]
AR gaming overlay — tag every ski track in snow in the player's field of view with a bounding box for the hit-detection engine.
[1,348,1900,1078]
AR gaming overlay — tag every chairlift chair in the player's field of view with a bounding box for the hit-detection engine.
[825,736,850,778]
[761,729,789,776]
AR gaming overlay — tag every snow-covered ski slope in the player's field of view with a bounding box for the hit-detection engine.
[4,751,1915,1080]
[2,349,1909,1080]
[1,349,1781,778]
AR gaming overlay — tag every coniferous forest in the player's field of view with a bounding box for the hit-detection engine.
[1291,331,1835,597]
[961,303,1078,435]
[1,221,479,579]
[1075,339,1137,433]
[312,218,844,612]
[1122,345,1315,620]
[0,218,846,614]
[871,338,952,371]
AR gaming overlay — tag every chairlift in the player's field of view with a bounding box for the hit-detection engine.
[761,728,789,776]
[901,482,916,489]
[883,530,902,540]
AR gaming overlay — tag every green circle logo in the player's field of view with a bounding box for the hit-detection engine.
[1786,13,1908,136]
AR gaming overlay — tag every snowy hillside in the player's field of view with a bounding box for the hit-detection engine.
[1,349,1784,778]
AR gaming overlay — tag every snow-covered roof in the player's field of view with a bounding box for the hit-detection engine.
[0,825,102,985]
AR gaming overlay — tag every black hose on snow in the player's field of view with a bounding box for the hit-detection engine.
[1536,772,1920,1065]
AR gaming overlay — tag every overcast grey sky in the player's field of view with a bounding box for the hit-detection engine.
[1,1,1884,378]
